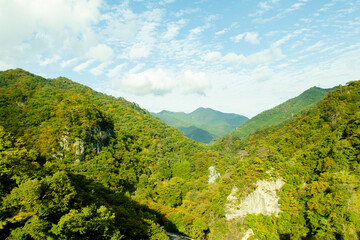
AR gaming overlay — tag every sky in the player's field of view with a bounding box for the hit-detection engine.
[1,0,360,118]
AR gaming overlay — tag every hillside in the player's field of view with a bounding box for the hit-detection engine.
[210,81,360,239]
[1,69,360,239]
[0,69,214,239]
[228,86,331,140]
[152,108,248,143]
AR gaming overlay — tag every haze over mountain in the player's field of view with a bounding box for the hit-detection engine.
[1,69,360,239]
[152,108,248,143]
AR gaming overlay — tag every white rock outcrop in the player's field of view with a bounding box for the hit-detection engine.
[241,228,255,240]
[225,178,284,220]
[208,166,220,184]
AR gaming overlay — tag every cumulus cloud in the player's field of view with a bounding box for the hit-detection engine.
[204,51,222,61]
[0,0,101,52]
[117,68,176,95]
[232,32,260,44]
[244,32,260,45]
[87,44,114,62]
[181,70,211,95]
[222,53,246,64]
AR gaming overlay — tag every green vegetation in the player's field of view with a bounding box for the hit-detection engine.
[177,126,214,144]
[226,86,331,140]
[1,69,360,239]
[152,108,248,143]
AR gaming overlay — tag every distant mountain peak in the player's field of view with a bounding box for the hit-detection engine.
[152,108,248,143]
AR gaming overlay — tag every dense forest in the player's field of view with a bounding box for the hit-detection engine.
[226,86,331,140]
[0,69,359,239]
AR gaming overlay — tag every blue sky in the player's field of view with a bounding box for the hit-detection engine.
[1,0,359,117]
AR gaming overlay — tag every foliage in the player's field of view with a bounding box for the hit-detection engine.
[217,86,331,149]
[1,69,360,239]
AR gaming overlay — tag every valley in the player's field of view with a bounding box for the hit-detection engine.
[0,69,359,239]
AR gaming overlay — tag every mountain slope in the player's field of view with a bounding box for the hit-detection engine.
[228,86,331,140]
[208,80,360,239]
[152,107,248,143]
[178,126,215,143]
[0,69,213,239]
[1,69,360,239]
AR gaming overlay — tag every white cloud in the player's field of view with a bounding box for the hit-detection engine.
[232,32,260,44]
[159,0,175,5]
[128,45,151,59]
[302,41,325,53]
[163,19,186,40]
[73,59,95,72]
[190,27,204,35]
[0,0,101,54]
[273,34,293,47]
[244,32,260,45]
[232,33,245,43]
[204,51,222,61]
[174,8,200,18]
[117,68,176,95]
[60,57,79,68]
[181,70,211,94]
[215,29,227,35]
[107,63,127,79]
[251,65,274,82]
[285,2,306,13]
[250,0,279,17]
[90,62,111,76]
[40,55,61,66]
[206,46,284,66]
[247,47,284,64]
[129,64,146,73]
[222,53,246,64]
[87,44,114,62]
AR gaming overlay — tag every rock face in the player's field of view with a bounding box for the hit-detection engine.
[225,179,284,220]
[55,126,111,162]
[73,138,85,162]
[208,166,220,184]
[241,228,254,240]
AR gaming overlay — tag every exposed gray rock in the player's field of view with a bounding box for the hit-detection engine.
[54,125,111,162]
[73,138,85,162]
[241,228,255,240]
[225,178,284,220]
[208,166,220,184]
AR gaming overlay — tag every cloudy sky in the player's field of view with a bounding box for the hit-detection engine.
[1,0,360,117]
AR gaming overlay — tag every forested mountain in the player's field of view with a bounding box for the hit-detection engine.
[1,69,360,239]
[152,108,248,143]
[0,69,212,239]
[228,86,331,140]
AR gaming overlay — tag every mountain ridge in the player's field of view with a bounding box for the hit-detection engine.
[1,69,360,239]
[152,107,248,143]
[227,86,332,140]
